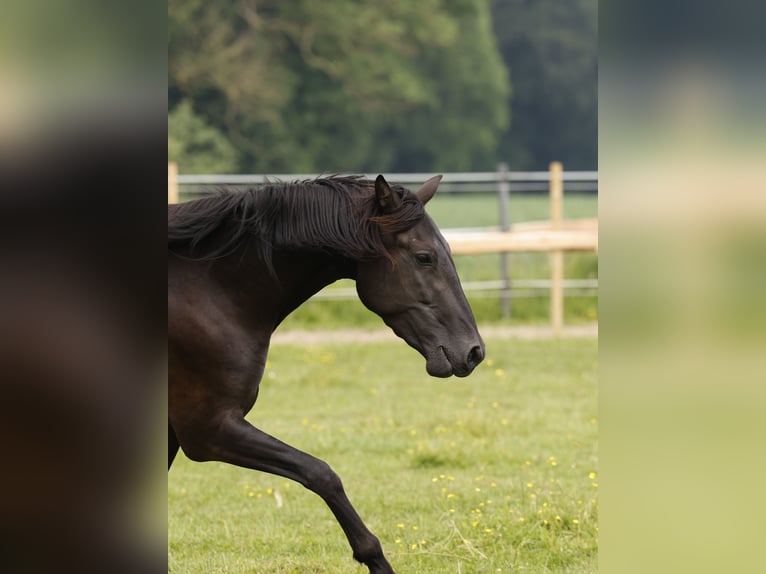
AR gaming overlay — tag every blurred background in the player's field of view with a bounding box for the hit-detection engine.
[168,0,596,175]
[600,2,766,572]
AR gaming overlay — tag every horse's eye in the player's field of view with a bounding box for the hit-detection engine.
[415,252,434,266]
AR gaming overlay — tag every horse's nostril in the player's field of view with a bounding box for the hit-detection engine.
[466,345,484,369]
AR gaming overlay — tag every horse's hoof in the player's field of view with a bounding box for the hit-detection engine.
[367,559,396,574]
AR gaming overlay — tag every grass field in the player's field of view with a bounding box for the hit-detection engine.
[168,337,598,573]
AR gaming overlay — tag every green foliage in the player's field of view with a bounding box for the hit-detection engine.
[168,100,241,173]
[169,338,598,573]
[168,0,510,173]
[382,0,510,171]
[491,0,598,169]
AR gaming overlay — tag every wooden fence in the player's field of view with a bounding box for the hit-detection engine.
[442,163,597,334]
[168,162,597,334]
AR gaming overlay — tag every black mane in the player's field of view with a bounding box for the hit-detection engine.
[168,175,425,272]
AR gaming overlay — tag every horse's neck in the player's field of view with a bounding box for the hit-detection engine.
[262,251,357,329]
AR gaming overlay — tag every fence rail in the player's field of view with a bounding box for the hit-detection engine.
[168,162,598,334]
[175,170,598,185]
[173,169,598,199]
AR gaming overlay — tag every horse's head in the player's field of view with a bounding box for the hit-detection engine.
[356,175,485,378]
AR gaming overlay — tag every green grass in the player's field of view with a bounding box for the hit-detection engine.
[168,337,598,573]
[426,192,597,228]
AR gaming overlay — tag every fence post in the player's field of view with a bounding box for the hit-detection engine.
[497,162,511,319]
[168,162,179,204]
[549,161,564,335]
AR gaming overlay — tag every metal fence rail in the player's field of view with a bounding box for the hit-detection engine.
[174,169,598,197]
[176,170,599,184]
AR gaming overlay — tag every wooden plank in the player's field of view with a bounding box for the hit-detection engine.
[550,161,563,228]
[443,228,598,254]
[550,161,564,335]
[511,218,598,232]
[168,162,179,204]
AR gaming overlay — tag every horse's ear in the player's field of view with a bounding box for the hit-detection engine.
[374,174,401,213]
[415,175,443,205]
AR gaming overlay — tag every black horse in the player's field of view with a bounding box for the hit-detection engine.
[168,174,484,574]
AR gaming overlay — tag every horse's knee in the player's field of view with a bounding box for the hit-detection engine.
[304,459,344,498]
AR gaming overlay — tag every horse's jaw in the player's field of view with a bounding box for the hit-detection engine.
[380,319,485,378]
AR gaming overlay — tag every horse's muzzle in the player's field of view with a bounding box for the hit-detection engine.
[452,342,485,377]
[465,344,485,372]
[427,341,485,378]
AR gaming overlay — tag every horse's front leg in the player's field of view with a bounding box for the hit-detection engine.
[178,414,396,574]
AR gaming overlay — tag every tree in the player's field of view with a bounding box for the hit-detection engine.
[168,0,510,173]
[168,100,240,174]
[384,0,510,172]
[491,0,597,170]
